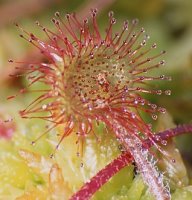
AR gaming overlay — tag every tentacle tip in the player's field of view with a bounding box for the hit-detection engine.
[7,95,15,100]
[108,11,114,18]
[50,154,54,159]
[14,22,19,27]
[132,18,139,25]
[8,59,13,63]
[55,11,60,17]
[31,141,36,146]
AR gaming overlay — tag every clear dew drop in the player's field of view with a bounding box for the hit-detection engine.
[144,34,150,40]
[131,113,136,119]
[177,181,182,187]
[160,75,165,79]
[156,90,162,95]
[50,154,54,159]
[111,18,116,24]
[161,140,167,146]
[42,104,47,110]
[141,27,145,33]
[151,104,157,110]
[151,114,158,120]
[31,141,36,146]
[76,152,80,157]
[88,104,93,111]
[134,99,138,104]
[167,76,172,81]
[118,144,126,152]
[152,43,157,48]
[165,90,171,95]
[141,40,146,46]
[159,60,165,65]
[147,123,152,130]
[8,59,13,63]
[4,118,13,123]
[66,13,70,19]
[55,11,60,17]
[140,100,145,105]
[155,135,161,141]
[124,20,129,30]
[108,11,114,18]
[158,107,166,114]
[161,50,166,54]
[132,18,139,25]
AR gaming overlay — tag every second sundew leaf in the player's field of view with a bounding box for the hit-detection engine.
[171,186,192,200]
[157,140,189,189]
[155,112,189,190]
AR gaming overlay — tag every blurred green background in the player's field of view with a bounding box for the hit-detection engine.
[0,0,192,191]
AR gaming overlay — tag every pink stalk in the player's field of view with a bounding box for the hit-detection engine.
[103,114,170,200]
[70,123,192,200]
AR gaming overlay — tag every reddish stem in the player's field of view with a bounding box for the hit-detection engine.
[146,124,192,147]
[70,123,192,200]
[71,153,132,200]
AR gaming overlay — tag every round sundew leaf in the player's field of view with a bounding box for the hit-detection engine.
[5,8,187,200]
[155,112,189,189]
[171,186,192,200]
[157,140,189,190]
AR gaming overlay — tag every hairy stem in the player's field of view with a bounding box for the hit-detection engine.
[70,123,192,200]
[106,115,170,200]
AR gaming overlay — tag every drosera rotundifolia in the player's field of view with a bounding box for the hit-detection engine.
[8,9,172,200]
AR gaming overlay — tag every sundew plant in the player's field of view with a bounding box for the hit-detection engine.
[4,8,192,200]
